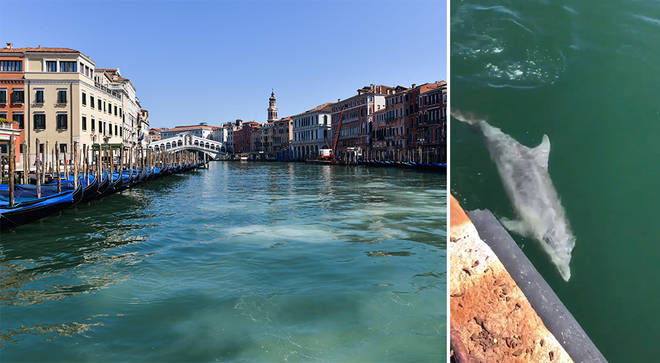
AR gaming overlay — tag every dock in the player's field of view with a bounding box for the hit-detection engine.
[450,195,605,362]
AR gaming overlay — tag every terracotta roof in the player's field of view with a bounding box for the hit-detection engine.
[97,68,132,83]
[0,46,80,54]
[292,102,334,118]
[163,125,216,132]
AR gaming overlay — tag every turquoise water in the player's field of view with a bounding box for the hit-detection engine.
[0,162,446,361]
[452,1,660,360]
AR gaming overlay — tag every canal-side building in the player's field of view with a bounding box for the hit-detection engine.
[371,82,447,161]
[149,127,163,143]
[331,84,392,157]
[138,107,149,147]
[292,102,333,160]
[0,43,26,166]
[234,121,260,153]
[259,121,274,153]
[96,68,141,148]
[272,116,292,160]
[21,46,123,164]
[211,125,227,143]
[418,81,447,161]
[0,43,147,169]
[224,120,242,153]
[372,85,409,159]
[160,123,216,140]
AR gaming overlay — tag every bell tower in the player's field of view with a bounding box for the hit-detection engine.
[267,90,278,122]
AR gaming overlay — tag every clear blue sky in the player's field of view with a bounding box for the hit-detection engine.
[4,0,446,129]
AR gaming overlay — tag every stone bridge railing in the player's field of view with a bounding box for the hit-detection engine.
[149,133,226,159]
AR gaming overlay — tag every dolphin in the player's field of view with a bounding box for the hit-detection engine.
[454,111,575,281]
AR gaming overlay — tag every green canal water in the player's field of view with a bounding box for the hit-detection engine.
[452,1,660,360]
[0,162,446,361]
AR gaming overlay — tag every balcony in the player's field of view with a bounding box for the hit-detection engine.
[94,81,121,99]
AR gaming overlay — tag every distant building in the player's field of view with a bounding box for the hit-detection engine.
[259,122,274,153]
[149,127,164,143]
[292,102,333,160]
[331,84,393,156]
[273,117,292,160]
[160,123,215,140]
[224,119,242,153]
[211,125,227,143]
[417,82,447,161]
[372,81,446,161]
[267,91,278,122]
[234,121,260,153]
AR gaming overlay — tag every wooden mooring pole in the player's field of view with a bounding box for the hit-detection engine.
[55,142,61,193]
[8,135,15,207]
[35,138,41,199]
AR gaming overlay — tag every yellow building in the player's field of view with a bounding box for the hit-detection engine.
[0,45,142,168]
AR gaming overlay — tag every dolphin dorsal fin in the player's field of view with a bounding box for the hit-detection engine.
[533,134,551,168]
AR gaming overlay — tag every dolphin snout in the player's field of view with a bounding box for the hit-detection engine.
[557,263,571,281]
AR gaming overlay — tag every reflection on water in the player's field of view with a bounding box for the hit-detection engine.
[0,162,446,361]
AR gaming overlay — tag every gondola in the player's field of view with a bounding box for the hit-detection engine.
[0,183,83,230]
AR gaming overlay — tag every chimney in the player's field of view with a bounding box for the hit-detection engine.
[5,42,12,49]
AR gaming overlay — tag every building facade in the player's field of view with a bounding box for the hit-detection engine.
[272,117,292,160]
[234,121,260,153]
[331,85,392,157]
[418,81,447,161]
[0,43,26,166]
[292,103,332,160]
[0,44,146,171]
[160,123,216,140]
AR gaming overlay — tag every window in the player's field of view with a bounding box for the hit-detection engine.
[82,92,87,106]
[97,99,101,110]
[35,89,44,103]
[120,127,122,136]
[34,113,46,130]
[115,125,118,135]
[60,61,77,72]
[0,60,22,72]
[103,122,106,135]
[109,123,113,135]
[56,113,67,130]
[11,89,24,104]
[57,90,67,104]
[82,116,87,131]
[13,113,24,129]
[0,89,5,104]
[114,105,117,116]
[0,112,6,120]
[90,95,95,107]
[60,143,67,153]
[46,61,57,72]
[103,101,106,112]
[119,108,122,117]
[98,120,102,133]
[91,118,95,131]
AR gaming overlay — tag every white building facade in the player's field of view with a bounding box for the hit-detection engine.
[291,102,333,160]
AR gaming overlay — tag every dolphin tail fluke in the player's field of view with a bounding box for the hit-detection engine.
[500,217,529,236]
[451,109,481,126]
